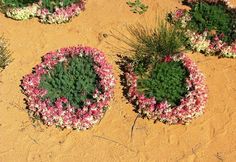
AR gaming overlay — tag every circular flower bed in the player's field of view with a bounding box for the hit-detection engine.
[4,0,85,24]
[124,54,208,124]
[21,46,115,130]
[168,0,236,58]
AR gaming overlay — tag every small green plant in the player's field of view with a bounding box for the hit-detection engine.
[123,21,186,74]
[127,0,148,14]
[0,36,12,71]
[137,61,189,106]
[188,2,236,43]
[39,55,99,108]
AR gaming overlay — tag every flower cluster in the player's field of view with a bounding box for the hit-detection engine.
[21,46,115,130]
[168,0,236,58]
[168,9,191,28]
[125,54,208,124]
[186,30,211,53]
[4,0,85,24]
[221,44,236,58]
[187,29,236,58]
[37,1,85,24]
[6,3,39,20]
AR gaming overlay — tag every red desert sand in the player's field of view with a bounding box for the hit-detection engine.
[0,0,236,161]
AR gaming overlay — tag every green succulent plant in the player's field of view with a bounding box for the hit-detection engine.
[39,55,100,109]
[137,61,189,106]
[126,0,148,14]
[188,2,236,43]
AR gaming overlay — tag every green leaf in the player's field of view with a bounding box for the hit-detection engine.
[137,61,189,106]
[39,55,100,109]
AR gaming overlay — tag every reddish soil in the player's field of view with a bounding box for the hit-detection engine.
[0,0,236,161]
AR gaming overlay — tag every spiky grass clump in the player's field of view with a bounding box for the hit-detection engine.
[0,36,12,71]
[121,21,186,74]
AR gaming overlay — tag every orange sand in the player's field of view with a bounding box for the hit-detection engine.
[0,0,236,161]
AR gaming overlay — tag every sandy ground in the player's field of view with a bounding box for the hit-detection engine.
[0,0,236,161]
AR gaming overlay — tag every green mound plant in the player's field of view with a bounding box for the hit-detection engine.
[137,61,189,106]
[39,55,100,108]
[188,2,236,43]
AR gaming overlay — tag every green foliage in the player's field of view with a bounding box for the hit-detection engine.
[126,0,148,14]
[137,61,189,106]
[124,21,186,75]
[188,2,236,43]
[39,55,99,108]
[41,0,81,12]
[115,20,189,105]
[2,0,38,8]
[0,36,12,71]
[1,0,80,11]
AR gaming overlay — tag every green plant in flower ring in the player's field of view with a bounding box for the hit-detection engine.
[115,20,189,105]
[137,61,189,106]
[188,2,236,43]
[39,55,100,109]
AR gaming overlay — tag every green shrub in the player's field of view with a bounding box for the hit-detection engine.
[39,55,99,108]
[188,2,236,43]
[137,61,189,106]
[124,21,186,75]
[0,36,12,71]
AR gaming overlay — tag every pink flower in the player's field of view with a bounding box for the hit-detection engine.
[164,55,173,62]
[175,9,186,19]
